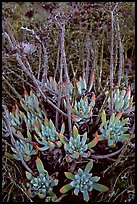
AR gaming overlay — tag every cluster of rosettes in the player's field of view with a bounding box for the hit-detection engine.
[99,110,130,147]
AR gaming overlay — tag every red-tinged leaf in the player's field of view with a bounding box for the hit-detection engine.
[32,141,37,148]
[89,108,93,117]
[34,120,40,128]
[44,116,49,126]
[22,178,28,185]
[55,141,62,147]
[60,184,73,194]
[23,155,31,161]
[48,141,55,148]
[24,89,28,96]
[71,114,78,122]
[115,110,123,123]
[32,142,39,154]
[58,133,66,144]
[36,157,45,174]
[88,132,100,148]
[66,155,71,162]
[27,188,32,197]
[87,150,91,156]
[15,100,18,109]
[49,76,53,82]
[92,92,95,101]
[12,106,16,113]
[29,85,33,90]
[126,84,131,99]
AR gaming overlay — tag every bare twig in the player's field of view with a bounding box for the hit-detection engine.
[109,10,114,114]
[59,21,72,137]
[112,184,134,202]
[85,34,90,85]
[20,26,48,84]
[90,142,126,160]
[37,45,42,80]
[16,53,67,118]
[116,15,123,86]
[54,31,61,80]
[98,33,104,89]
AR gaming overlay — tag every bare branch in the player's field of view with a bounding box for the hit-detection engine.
[116,15,123,86]
[60,21,72,137]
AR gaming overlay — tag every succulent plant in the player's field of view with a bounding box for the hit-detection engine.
[60,161,108,202]
[34,116,62,151]
[99,110,130,147]
[26,157,58,201]
[59,125,100,162]
[76,76,87,95]
[4,103,22,128]
[21,89,46,118]
[45,76,73,99]
[76,71,94,95]
[6,130,37,161]
[107,85,134,114]
[69,94,95,122]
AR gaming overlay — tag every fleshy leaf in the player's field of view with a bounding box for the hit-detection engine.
[92,183,109,192]
[88,132,99,148]
[26,171,32,180]
[84,161,93,173]
[38,193,45,199]
[61,123,65,135]
[102,110,106,124]
[73,125,78,137]
[64,172,75,180]
[83,190,89,202]
[58,133,66,144]
[36,157,45,174]
[60,184,73,193]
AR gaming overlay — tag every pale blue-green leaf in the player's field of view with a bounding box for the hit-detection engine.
[92,183,109,192]
[64,172,75,180]
[83,190,89,202]
[26,171,32,180]
[60,184,73,193]
[84,161,93,173]
[36,157,45,174]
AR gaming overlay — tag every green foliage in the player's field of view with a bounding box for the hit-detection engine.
[60,161,108,202]
[107,85,134,114]
[7,131,37,161]
[26,157,58,201]
[99,110,130,147]
[59,125,99,162]
[34,117,62,151]
[45,76,73,101]
[69,94,95,122]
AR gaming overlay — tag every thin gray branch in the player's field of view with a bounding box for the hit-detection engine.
[116,15,123,86]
